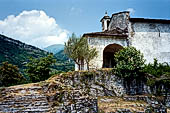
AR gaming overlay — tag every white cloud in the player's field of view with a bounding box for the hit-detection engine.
[0,10,69,48]
[126,8,135,14]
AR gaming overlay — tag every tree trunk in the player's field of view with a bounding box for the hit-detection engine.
[87,63,89,70]
[74,60,81,71]
[78,64,81,70]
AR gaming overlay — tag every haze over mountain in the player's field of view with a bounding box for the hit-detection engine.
[44,44,64,54]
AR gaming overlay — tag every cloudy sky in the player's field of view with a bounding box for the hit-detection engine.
[0,0,170,48]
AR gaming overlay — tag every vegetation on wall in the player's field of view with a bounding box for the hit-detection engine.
[143,59,170,95]
[113,46,170,95]
[143,59,170,78]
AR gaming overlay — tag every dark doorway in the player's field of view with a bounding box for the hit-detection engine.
[103,44,123,68]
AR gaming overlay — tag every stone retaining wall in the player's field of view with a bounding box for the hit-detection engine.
[0,70,169,112]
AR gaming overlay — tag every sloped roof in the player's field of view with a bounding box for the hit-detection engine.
[83,28,128,38]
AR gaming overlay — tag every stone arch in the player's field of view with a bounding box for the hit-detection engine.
[103,44,123,68]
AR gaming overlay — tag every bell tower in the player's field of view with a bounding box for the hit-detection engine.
[100,11,111,31]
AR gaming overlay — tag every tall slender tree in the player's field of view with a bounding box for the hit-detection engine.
[64,33,97,70]
[64,33,81,70]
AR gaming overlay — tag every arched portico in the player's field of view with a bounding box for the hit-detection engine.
[103,44,123,68]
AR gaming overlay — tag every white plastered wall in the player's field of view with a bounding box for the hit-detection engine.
[88,37,128,69]
[129,22,170,64]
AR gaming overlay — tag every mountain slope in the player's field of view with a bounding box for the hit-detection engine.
[44,44,64,54]
[0,34,48,69]
[54,50,74,72]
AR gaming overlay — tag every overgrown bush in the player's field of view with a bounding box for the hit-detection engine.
[144,59,170,94]
[114,46,145,78]
[143,59,170,78]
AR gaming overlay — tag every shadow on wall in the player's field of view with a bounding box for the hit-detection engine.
[103,44,123,68]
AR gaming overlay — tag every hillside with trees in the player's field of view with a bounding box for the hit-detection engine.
[0,34,48,70]
[0,34,74,73]
[54,50,74,73]
[0,34,74,86]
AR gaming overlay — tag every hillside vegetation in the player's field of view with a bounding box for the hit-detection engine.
[0,34,74,72]
[0,34,74,86]
[0,34,48,70]
[54,50,74,73]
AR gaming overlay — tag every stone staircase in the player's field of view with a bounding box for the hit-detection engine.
[0,80,98,113]
[0,84,51,113]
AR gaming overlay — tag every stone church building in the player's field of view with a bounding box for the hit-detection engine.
[76,11,170,70]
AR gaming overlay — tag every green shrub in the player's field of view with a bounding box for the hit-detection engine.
[0,62,25,87]
[114,46,145,78]
[143,59,170,78]
[146,78,156,87]
[144,59,170,94]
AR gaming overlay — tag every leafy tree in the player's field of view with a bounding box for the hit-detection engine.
[64,33,97,70]
[64,33,81,69]
[0,61,24,87]
[81,37,98,70]
[114,46,145,78]
[25,54,56,82]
